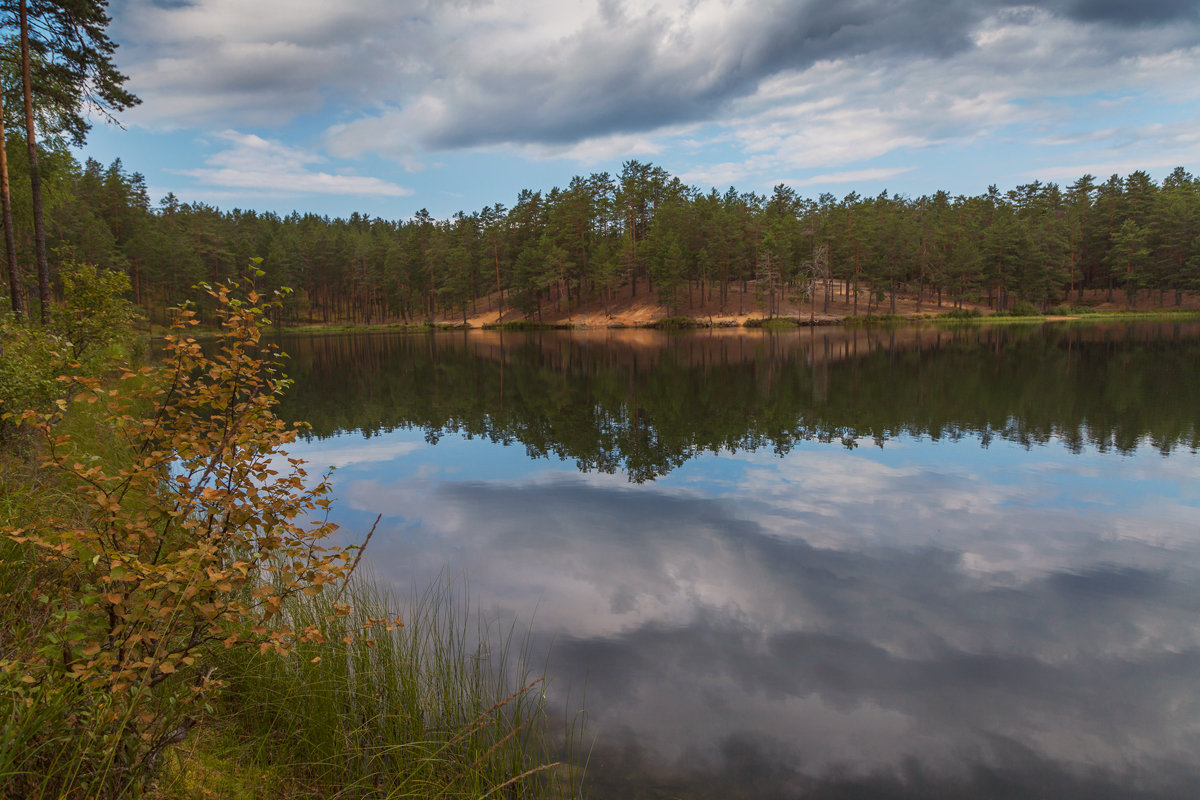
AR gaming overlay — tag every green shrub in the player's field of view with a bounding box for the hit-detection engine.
[1007,299,1041,317]
[653,316,701,329]
[1,261,141,436]
[50,262,140,368]
[0,322,70,433]
[482,320,560,331]
[745,316,804,328]
[935,308,981,320]
[1047,304,1099,316]
[852,313,905,326]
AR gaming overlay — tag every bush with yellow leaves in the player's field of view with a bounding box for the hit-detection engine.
[1,276,364,797]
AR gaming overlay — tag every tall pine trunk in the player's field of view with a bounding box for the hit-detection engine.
[20,0,50,323]
[493,242,504,322]
[0,85,22,318]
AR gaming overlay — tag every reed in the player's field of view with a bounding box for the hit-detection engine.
[179,574,580,799]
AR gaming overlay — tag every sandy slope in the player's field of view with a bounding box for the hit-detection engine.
[454,280,987,328]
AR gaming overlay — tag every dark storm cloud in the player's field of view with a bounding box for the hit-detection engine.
[412,0,1200,151]
[1062,0,1200,25]
[112,0,1200,156]
[427,0,987,148]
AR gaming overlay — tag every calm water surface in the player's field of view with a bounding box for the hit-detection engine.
[274,322,1200,799]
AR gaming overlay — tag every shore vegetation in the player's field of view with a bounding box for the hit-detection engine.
[0,269,574,799]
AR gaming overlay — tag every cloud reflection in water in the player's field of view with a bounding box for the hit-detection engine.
[289,427,1200,798]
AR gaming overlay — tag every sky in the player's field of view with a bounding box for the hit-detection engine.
[77,0,1200,220]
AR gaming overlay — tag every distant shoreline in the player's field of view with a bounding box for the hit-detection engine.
[149,306,1200,339]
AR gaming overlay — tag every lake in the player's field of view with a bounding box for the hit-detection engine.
[272,321,1200,799]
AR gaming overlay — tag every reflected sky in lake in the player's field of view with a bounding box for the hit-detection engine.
[274,325,1200,798]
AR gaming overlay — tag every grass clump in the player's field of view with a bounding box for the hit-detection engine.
[207,578,573,799]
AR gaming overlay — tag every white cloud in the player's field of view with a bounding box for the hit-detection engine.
[259,434,426,493]
[284,435,426,471]
[791,167,916,186]
[677,161,761,189]
[175,130,412,198]
[663,10,1200,188]
[1029,116,1200,180]
[514,130,678,163]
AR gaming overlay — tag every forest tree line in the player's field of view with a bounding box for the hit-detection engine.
[4,147,1200,325]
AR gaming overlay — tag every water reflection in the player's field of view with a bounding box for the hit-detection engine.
[273,323,1200,798]
[278,321,1200,482]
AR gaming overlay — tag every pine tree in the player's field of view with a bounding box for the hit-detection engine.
[7,0,138,321]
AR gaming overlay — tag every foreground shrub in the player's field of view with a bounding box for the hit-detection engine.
[1,279,363,797]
